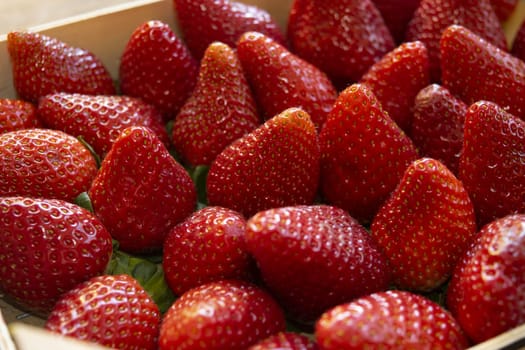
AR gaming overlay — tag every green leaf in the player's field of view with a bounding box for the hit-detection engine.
[77,135,101,168]
[189,165,209,206]
[74,192,94,213]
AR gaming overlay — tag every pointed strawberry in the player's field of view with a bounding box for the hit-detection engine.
[447,214,525,344]
[372,0,421,43]
[411,84,467,175]
[7,31,115,103]
[287,0,395,87]
[0,98,41,133]
[38,93,169,157]
[360,41,430,133]
[172,42,259,167]
[173,0,285,60]
[441,25,525,119]
[248,332,318,350]
[119,20,198,121]
[319,83,419,224]
[491,0,518,21]
[246,205,390,324]
[458,100,525,226]
[371,158,477,291]
[236,32,337,129]
[46,274,161,350]
[89,126,196,254]
[406,0,507,81]
[316,290,469,350]
[159,280,286,350]
[206,107,320,218]
[0,128,98,202]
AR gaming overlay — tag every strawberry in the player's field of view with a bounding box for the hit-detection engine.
[206,107,320,218]
[7,31,115,103]
[511,19,525,61]
[248,332,318,350]
[89,126,196,254]
[360,41,430,133]
[172,42,259,167]
[315,290,469,350]
[45,274,160,350]
[0,98,41,134]
[163,206,253,296]
[491,0,518,21]
[159,280,286,350]
[119,20,198,121]
[458,100,525,226]
[172,0,285,60]
[0,128,98,202]
[0,196,113,315]
[406,0,507,81]
[236,32,337,129]
[319,83,419,224]
[446,214,525,344]
[38,92,169,157]
[372,0,421,43]
[371,158,477,291]
[411,84,467,175]
[441,25,525,119]
[246,205,390,324]
[287,0,395,88]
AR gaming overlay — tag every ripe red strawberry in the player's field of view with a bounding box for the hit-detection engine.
[163,206,253,296]
[491,0,518,21]
[441,25,525,119]
[511,19,525,61]
[287,0,395,88]
[406,0,507,81]
[172,0,285,60]
[248,332,318,350]
[172,42,259,167]
[372,0,421,43]
[371,157,477,291]
[159,280,286,350]
[458,100,525,226]
[411,84,467,175]
[119,20,198,121]
[0,98,41,133]
[7,31,115,103]
[315,290,469,350]
[446,214,525,344]
[360,41,430,133]
[236,32,337,129]
[38,92,169,157]
[45,274,160,350]
[89,126,196,254]
[0,128,98,202]
[319,83,419,224]
[206,107,320,218]
[246,205,390,324]
[0,196,113,315]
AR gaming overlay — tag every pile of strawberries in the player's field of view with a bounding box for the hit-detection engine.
[1,0,524,349]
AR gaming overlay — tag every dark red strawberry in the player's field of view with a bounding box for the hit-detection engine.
[45,274,160,350]
[236,32,337,129]
[491,0,518,21]
[172,42,259,167]
[163,206,253,296]
[447,214,525,344]
[511,19,525,61]
[206,107,320,218]
[0,98,41,133]
[319,83,419,224]
[248,332,318,350]
[246,205,390,324]
[0,128,98,202]
[173,0,285,60]
[372,0,421,43]
[119,20,198,121]
[38,93,169,157]
[89,126,196,254]
[0,196,113,315]
[360,41,430,133]
[406,0,507,81]
[287,0,395,88]
[411,84,467,175]
[316,290,469,350]
[458,100,525,226]
[371,158,477,291]
[7,31,115,103]
[441,25,525,119]
[159,280,286,350]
